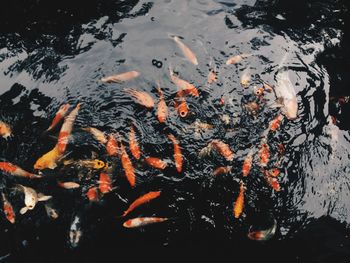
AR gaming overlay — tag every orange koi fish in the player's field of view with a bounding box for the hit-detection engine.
[240,68,251,88]
[81,127,107,145]
[0,162,41,178]
[233,182,245,219]
[86,187,100,202]
[129,125,141,160]
[57,103,81,154]
[263,170,281,191]
[213,166,232,176]
[144,157,167,170]
[124,88,154,109]
[278,143,285,157]
[123,217,168,228]
[212,140,234,161]
[267,168,280,177]
[167,134,183,173]
[57,181,80,189]
[120,143,136,187]
[34,145,62,170]
[269,115,284,132]
[101,71,140,83]
[242,152,253,177]
[172,36,198,65]
[259,142,270,167]
[254,86,265,97]
[122,191,161,217]
[99,172,112,194]
[225,53,251,65]
[207,69,217,84]
[1,192,15,224]
[0,121,12,139]
[46,104,70,132]
[169,68,199,97]
[174,98,189,118]
[156,82,168,123]
[106,134,120,157]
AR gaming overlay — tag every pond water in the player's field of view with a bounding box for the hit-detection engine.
[0,0,350,262]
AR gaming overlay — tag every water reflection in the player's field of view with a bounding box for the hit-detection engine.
[0,0,350,261]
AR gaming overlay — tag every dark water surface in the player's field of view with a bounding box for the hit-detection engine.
[1,0,350,262]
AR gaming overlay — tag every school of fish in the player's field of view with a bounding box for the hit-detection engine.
[0,34,301,247]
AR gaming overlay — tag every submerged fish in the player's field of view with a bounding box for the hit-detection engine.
[81,127,107,145]
[167,134,183,173]
[120,143,136,187]
[99,172,112,194]
[68,215,83,248]
[242,151,253,177]
[174,98,189,118]
[46,104,70,132]
[213,166,232,176]
[86,187,100,202]
[269,114,284,132]
[57,181,80,189]
[0,121,12,139]
[101,71,140,83]
[123,217,168,228]
[129,125,141,160]
[248,219,277,241]
[1,192,15,224]
[172,36,198,65]
[124,88,155,109]
[45,203,59,219]
[211,140,234,161]
[106,134,120,157]
[207,69,218,84]
[170,68,199,97]
[144,157,167,170]
[156,82,168,123]
[240,68,251,88]
[226,53,251,65]
[0,162,41,179]
[14,185,52,214]
[274,71,298,120]
[121,191,161,217]
[34,145,63,170]
[63,159,107,170]
[233,182,245,219]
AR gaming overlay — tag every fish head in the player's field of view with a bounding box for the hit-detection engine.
[24,191,37,210]
[284,98,298,120]
[93,160,106,169]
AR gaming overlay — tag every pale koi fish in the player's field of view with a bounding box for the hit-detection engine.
[124,88,155,109]
[81,127,107,145]
[57,181,80,189]
[169,68,199,97]
[45,203,59,219]
[226,53,251,65]
[101,71,140,83]
[172,36,198,65]
[240,68,251,88]
[123,217,169,228]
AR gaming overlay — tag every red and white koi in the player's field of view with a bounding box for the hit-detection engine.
[123,217,169,228]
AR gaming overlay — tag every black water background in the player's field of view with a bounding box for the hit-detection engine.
[0,0,350,262]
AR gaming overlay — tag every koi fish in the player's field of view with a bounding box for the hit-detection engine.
[57,181,80,189]
[57,103,81,153]
[169,68,199,97]
[68,215,83,248]
[240,68,251,88]
[269,114,284,132]
[63,159,107,170]
[213,166,232,176]
[99,172,112,194]
[120,143,136,187]
[34,145,63,170]
[0,162,41,178]
[172,36,198,65]
[86,187,100,202]
[14,184,52,214]
[277,143,285,157]
[254,86,265,97]
[167,134,183,173]
[263,170,281,191]
[198,143,213,158]
[274,71,298,120]
[248,219,277,241]
[174,98,189,118]
[81,127,107,145]
[1,192,15,224]
[244,102,260,117]
[242,151,253,177]
[207,69,217,84]
[122,191,161,217]
[129,125,141,160]
[123,217,168,228]
[124,88,155,109]
[267,168,280,177]
[259,142,270,167]
[156,82,168,123]
[233,182,245,219]
[46,104,70,132]
[45,203,59,220]
[106,134,120,157]
[212,139,234,161]
[0,121,12,139]
[225,53,251,65]
[144,157,167,170]
[101,71,140,83]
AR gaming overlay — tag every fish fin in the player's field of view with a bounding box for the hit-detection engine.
[269,98,284,109]
[20,207,28,214]
[38,194,52,202]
